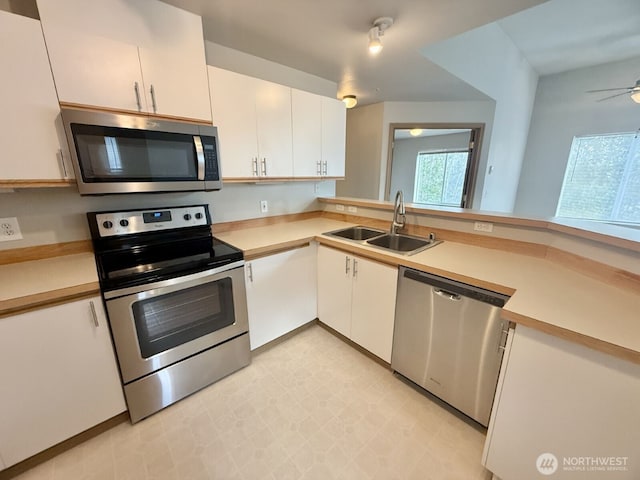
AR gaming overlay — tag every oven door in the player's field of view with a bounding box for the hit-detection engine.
[104,262,248,384]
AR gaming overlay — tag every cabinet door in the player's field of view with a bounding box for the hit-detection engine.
[321,97,346,177]
[350,257,398,362]
[0,11,69,181]
[484,326,640,480]
[255,80,293,177]
[292,89,322,177]
[0,297,126,467]
[137,2,211,122]
[317,246,353,337]
[246,244,317,350]
[42,26,147,114]
[209,67,260,178]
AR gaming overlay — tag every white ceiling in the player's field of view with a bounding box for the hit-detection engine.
[161,0,639,104]
[498,0,640,75]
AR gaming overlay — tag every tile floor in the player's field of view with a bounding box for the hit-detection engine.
[14,325,492,480]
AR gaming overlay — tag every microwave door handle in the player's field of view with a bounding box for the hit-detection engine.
[193,136,205,180]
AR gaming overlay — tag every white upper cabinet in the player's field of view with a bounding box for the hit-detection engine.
[36,0,211,122]
[292,90,346,178]
[292,89,323,177]
[321,97,347,177]
[0,10,71,182]
[255,80,294,177]
[209,66,293,179]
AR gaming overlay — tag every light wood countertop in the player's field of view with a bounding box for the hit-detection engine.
[218,218,640,365]
[2,218,637,365]
[0,253,99,317]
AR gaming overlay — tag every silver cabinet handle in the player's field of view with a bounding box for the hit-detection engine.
[194,136,205,180]
[261,158,267,176]
[134,82,142,111]
[247,263,253,282]
[434,288,461,301]
[353,259,358,278]
[322,160,328,176]
[252,158,259,176]
[150,84,157,113]
[316,161,322,176]
[89,301,99,327]
[345,256,350,275]
[58,149,68,178]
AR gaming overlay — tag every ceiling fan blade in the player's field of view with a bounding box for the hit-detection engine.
[597,91,632,102]
[586,87,631,93]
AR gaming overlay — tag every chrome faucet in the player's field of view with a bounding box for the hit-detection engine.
[390,190,406,235]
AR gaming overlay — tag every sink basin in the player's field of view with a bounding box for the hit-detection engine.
[325,226,386,241]
[366,233,441,255]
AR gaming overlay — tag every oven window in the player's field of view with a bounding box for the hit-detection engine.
[131,278,236,358]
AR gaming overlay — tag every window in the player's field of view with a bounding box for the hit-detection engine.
[413,151,469,206]
[556,133,640,224]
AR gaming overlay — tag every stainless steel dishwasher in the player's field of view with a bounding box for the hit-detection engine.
[392,267,510,427]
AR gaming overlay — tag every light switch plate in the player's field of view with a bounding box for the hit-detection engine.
[260,200,268,213]
[0,217,23,241]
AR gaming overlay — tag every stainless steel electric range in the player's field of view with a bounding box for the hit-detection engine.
[88,204,250,423]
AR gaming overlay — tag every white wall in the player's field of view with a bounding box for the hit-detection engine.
[205,42,336,98]
[390,132,471,202]
[422,23,538,213]
[380,101,496,206]
[336,103,385,199]
[0,181,335,250]
[514,55,640,218]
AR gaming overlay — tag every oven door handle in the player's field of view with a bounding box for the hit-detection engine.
[102,260,245,300]
[194,135,205,180]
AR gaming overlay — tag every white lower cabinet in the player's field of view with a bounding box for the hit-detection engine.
[0,297,126,468]
[245,244,318,350]
[483,325,640,480]
[317,245,398,362]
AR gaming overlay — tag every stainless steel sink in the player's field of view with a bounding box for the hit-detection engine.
[324,226,386,241]
[366,233,441,255]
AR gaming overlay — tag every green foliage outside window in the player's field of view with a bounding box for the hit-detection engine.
[413,151,468,207]
[557,133,640,224]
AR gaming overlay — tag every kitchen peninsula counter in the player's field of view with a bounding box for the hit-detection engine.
[217,217,640,365]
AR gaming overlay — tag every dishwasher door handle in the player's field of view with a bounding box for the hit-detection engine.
[434,288,462,301]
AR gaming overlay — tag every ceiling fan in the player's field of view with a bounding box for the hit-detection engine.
[587,79,640,103]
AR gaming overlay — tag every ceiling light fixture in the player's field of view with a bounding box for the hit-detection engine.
[342,95,358,109]
[409,128,423,137]
[368,17,394,55]
[632,91,640,104]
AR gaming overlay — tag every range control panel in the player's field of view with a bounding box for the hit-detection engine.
[94,206,209,237]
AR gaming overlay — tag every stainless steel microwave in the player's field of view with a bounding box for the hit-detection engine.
[61,109,222,195]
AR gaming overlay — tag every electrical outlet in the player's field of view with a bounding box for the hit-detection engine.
[0,217,23,242]
[336,204,345,211]
[260,200,268,213]
[474,221,494,233]
[347,206,358,213]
